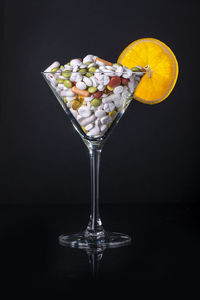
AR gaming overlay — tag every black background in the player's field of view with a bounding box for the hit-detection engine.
[1,0,199,205]
[1,0,200,297]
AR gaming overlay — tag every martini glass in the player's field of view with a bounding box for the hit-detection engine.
[42,70,137,250]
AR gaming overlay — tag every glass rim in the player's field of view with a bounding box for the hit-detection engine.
[41,70,146,75]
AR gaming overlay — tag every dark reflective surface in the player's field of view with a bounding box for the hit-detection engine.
[0,203,199,298]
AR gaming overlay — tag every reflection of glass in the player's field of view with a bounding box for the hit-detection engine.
[42,71,134,250]
[86,249,103,277]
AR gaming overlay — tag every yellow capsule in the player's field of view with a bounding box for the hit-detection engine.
[109,110,117,117]
[108,122,113,128]
[107,85,114,91]
[71,99,81,110]
[82,126,87,133]
[63,97,67,103]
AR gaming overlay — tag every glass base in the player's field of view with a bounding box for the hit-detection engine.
[59,230,131,250]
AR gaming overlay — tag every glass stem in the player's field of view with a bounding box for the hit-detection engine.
[85,143,104,237]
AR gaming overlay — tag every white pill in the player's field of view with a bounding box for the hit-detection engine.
[106,71,116,77]
[70,73,77,82]
[109,102,115,112]
[122,68,132,79]
[78,106,91,118]
[60,90,67,97]
[95,109,106,118]
[87,102,91,109]
[95,73,102,80]
[83,76,93,87]
[58,83,64,89]
[60,89,75,97]
[85,123,94,131]
[102,94,120,104]
[128,80,135,93]
[54,71,61,79]
[75,73,83,82]
[79,63,87,69]
[114,98,124,108]
[84,95,94,102]
[80,114,96,127]
[76,81,87,90]
[105,66,115,70]
[98,103,103,110]
[90,76,98,88]
[95,118,101,126]
[64,65,73,71]
[59,75,66,80]
[73,65,79,72]
[83,55,94,64]
[123,86,129,92]
[87,126,100,136]
[94,69,102,76]
[101,116,112,125]
[103,75,110,86]
[97,84,105,91]
[100,124,107,132]
[113,85,123,94]
[55,86,62,94]
[77,115,84,122]
[70,59,82,67]
[115,66,123,77]
[96,60,106,66]
[122,89,130,99]
[87,62,96,68]
[47,74,57,86]
[99,66,107,72]
[44,61,60,72]
[65,89,76,97]
[103,103,110,113]
[66,96,76,101]
[96,74,104,81]
[70,108,78,118]
[97,79,104,86]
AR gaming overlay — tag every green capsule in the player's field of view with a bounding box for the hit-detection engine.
[88,86,97,93]
[63,97,67,103]
[78,68,87,74]
[51,67,59,73]
[57,78,64,84]
[88,66,97,73]
[62,71,71,78]
[85,62,91,65]
[86,72,93,78]
[64,80,73,88]
[109,110,117,117]
[91,98,102,107]
[131,67,141,72]
[60,65,64,69]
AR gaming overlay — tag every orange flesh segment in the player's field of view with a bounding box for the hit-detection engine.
[117,38,178,104]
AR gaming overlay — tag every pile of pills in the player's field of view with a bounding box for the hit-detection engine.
[44,55,145,138]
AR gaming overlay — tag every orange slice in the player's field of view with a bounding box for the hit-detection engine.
[118,38,178,104]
